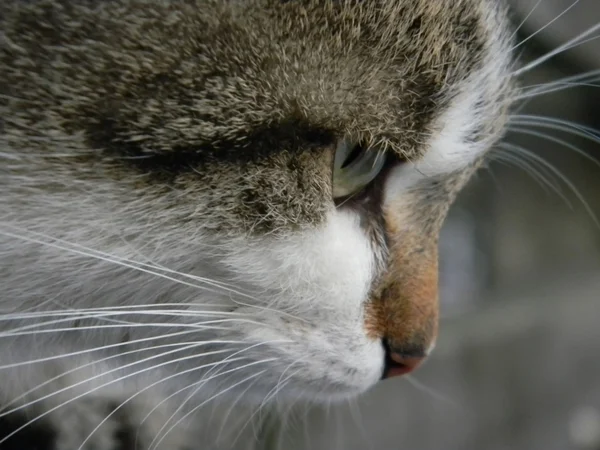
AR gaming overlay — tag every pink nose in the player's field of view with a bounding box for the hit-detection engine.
[382,341,427,379]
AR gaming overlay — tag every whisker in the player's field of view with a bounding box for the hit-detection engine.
[258,360,303,419]
[140,339,284,429]
[0,226,259,302]
[0,319,256,339]
[497,140,570,192]
[232,366,302,448]
[0,303,240,318]
[30,227,244,292]
[215,376,264,444]
[149,367,272,450]
[507,125,600,167]
[515,80,600,101]
[0,309,250,336]
[76,357,272,450]
[404,375,461,408]
[143,356,274,447]
[146,338,288,444]
[0,306,260,331]
[0,343,240,418]
[0,308,245,322]
[0,225,309,323]
[512,0,581,51]
[0,330,245,370]
[0,339,228,410]
[518,68,600,97]
[513,22,600,77]
[554,33,600,59]
[497,143,599,228]
[0,344,247,446]
[346,396,374,450]
[491,151,569,204]
[508,0,544,44]
[510,115,600,146]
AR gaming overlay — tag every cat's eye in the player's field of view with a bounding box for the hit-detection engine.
[332,139,386,199]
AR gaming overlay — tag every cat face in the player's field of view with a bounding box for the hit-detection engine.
[1,0,514,403]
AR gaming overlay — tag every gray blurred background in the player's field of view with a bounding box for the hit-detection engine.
[263,2,600,449]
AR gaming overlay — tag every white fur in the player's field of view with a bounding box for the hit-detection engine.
[220,208,383,398]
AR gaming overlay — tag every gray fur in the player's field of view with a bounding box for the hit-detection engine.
[0,0,514,448]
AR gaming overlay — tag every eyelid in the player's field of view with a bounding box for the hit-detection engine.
[332,139,387,200]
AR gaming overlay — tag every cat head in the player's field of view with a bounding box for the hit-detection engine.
[2,0,514,401]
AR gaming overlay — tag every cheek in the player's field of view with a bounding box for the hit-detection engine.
[225,207,376,316]
[221,207,385,394]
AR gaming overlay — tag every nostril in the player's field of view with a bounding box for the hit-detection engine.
[381,340,427,379]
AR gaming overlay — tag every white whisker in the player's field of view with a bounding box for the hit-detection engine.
[0,344,238,420]
[0,339,222,410]
[0,350,254,446]
[230,364,302,448]
[215,376,263,443]
[76,357,272,450]
[0,303,239,319]
[512,0,581,51]
[510,115,600,144]
[0,310,247,334]
[513,22,600,77]
[492,151,568,203]
[0,310,246,328]
[507,125,600,167]
[0,332,243,370]
[515,80,600,101]
[140,339,286,429]
[0,225,309,323]
[346,396,374,450]
[404,375,460,408]
[0,227,258,302]
[508,0,544,44]
[2,225,249,294]
[518,68,600,97]
[498,143,599,228]
[0,319,254,339]
[150,367,272,450]
[146,338,289,444]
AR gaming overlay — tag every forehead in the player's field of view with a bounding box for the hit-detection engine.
[189,0,493,155]
[3,0,508,168]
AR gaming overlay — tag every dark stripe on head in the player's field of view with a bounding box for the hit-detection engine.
[88,118,336,177]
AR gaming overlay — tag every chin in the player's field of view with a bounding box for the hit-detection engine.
[248,342,386,404]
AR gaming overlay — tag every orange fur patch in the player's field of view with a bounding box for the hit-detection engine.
[365,208,440,355]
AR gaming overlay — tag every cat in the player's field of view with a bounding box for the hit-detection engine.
[0,0,516,448]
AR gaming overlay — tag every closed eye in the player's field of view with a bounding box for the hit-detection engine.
[332,139,387,200]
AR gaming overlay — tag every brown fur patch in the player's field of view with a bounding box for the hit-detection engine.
[364,188,448,353]
[365,235,439,353]
[364,165,493,352]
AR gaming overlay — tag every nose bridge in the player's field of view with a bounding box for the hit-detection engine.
[365,208,441,356]
[380,235,439,351]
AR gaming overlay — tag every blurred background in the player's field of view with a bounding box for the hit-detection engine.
[264,1,600,449]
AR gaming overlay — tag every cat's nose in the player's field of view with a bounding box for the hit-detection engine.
[381,340,427,379]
